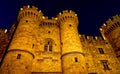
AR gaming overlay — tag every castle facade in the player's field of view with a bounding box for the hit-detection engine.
[0,5,120,74]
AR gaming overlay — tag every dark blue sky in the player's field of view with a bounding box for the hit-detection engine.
[0,0,120,36]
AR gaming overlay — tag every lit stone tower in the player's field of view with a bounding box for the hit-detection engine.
[0,5,43,74]
[100,15,120,61]
[57,10,87,74]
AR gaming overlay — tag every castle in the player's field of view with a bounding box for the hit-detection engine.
[0,5,120,74]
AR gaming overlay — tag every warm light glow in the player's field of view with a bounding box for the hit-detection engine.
[28,5,30,8]
[42,16,45,19]
[70,10,72,13]
[79,34,81,37]
[95,36,97,39]
[5,29,7,33]
[75,14,77,16]
[103,23,106,26]
[100,28,102,31]
[59,12,61,15]
[39,10,41,13]
[87,36,89,39]
[20,8,23,10]
[55,18,58,20]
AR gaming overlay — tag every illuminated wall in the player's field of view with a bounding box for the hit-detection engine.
[0,5,120,74]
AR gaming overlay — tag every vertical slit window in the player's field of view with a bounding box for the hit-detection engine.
[75,57,78,62]
[101,60,110,70]
[98,48,104,54]
[17,54,21,59]
[32,44,34,48]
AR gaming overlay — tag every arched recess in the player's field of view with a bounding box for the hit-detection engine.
[44,38,55,52]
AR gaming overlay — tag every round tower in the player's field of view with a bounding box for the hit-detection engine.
[100,15,120,61]
[0,5,43,74]
[57,10,87,74]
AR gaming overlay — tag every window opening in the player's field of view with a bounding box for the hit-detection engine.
[101,60,111,70]
[69,24,72,27]
[75,57,78,62]
[44,39,53,52]
[26,20,28,23]
[17,54,21,59]
[98,48,104,54]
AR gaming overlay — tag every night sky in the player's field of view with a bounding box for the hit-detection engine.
[0,0,120,36]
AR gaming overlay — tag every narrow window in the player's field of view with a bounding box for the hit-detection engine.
[101,60,110,70]
[98,48,104,54]
[69,24,72,27]
[75,57,78,62]
[44,40,52,52]
[32,44,34,48]
[17,54,21,59]
[48,31,50,33]
[26,20,28,23]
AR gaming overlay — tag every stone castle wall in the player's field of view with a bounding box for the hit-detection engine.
[100,15,120,61]
[0,5,120,74]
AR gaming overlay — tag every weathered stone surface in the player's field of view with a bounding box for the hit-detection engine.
[0,5,120,74]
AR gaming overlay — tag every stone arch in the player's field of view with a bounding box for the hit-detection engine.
[44,38,55,52]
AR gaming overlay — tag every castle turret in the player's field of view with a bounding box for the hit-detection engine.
[100,15,120,61]
[0,5,43,74]
[57,10,87,74]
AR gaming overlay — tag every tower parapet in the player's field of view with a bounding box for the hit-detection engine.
[18,5,43,21]
[57,10,78,26]
[100,15,120,38]
[100,15,120,61]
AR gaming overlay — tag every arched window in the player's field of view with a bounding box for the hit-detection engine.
[44,38,54,52]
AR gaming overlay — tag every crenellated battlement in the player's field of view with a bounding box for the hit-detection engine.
[18,5,43,21]
[100,15,120,36]
[86,35,103,41]
[52,17,58,20]
[79,34,104,43]
[57,10,78,26]
[58,10,76,15]
[39,18,58,27]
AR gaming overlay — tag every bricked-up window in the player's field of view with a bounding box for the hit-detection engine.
[98,48,104,54]
[17,54,21,59]
[101,60,110,70]
[75,57,78,62]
